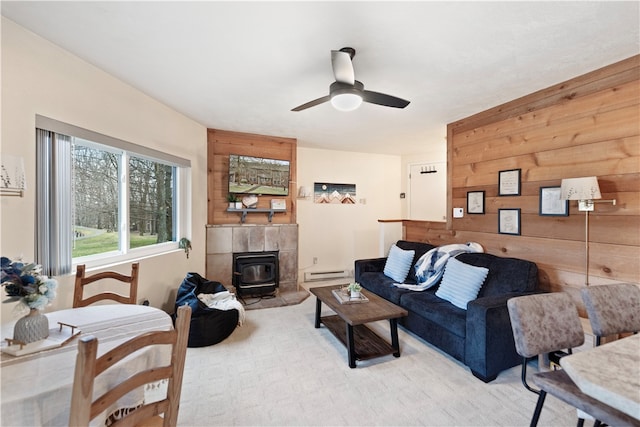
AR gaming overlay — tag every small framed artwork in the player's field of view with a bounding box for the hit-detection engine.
[498,208,521,235]
[539,186,569,216]
[467,191,485,214]
[270,199,286,210]
[499,169,521,196]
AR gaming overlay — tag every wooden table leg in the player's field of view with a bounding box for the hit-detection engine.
[390,318,400,357]
[346,323,356,368]
[314,297,322,328]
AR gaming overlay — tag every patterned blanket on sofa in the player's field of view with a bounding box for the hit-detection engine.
[394,242,483,291]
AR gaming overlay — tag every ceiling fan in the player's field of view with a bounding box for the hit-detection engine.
[291,47,410,112]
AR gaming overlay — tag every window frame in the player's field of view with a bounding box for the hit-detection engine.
[36,115,191,272]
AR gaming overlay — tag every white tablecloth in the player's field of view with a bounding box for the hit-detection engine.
[1,305,173,426]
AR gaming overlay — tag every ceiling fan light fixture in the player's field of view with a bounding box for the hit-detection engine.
[331,93,362,111]
[329,81,364,111]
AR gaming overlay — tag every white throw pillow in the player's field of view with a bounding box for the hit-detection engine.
[435,257,489,309]
[383,244,415,283]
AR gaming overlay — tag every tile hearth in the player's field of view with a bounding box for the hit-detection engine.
[206,224,307,309]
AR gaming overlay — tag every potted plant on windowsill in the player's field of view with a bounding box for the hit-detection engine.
[346,282,362,299]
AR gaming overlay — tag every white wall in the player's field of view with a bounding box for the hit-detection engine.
[0,18,208,322]
[296,147,402,279]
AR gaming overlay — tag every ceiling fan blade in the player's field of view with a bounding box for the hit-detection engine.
[331,50,355,85]
[362,90,410,108]
[291,95,331,112]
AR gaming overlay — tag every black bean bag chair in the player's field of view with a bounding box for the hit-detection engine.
[174,272,239,347]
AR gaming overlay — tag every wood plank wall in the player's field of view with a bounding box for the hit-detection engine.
[207,129,297,225]
[404,55,640,313]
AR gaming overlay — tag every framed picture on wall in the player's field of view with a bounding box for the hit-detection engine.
[498,169,521,196]
[467,191,485,214]
[498,208,521,235]
[271,199,286,210]
[539,186,569,216]
[313,182,357,204]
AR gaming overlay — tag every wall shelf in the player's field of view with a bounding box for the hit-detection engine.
[226,208,286,223]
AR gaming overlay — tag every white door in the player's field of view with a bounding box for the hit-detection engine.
[409,162,447,221]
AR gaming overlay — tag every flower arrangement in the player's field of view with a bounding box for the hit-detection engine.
[1,257,58,310]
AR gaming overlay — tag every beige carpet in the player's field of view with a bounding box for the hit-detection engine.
[178,291,579,426]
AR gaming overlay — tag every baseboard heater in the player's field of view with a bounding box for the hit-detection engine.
[304,270,350,282]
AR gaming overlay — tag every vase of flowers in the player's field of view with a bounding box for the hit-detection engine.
[1,257,58,344]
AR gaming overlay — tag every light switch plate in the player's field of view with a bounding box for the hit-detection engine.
[453,207,464,218]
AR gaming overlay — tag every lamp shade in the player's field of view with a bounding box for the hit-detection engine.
[560,176,601,200]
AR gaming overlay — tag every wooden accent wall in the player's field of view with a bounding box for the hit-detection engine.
[405,55,640,311]
[207,129,297,225]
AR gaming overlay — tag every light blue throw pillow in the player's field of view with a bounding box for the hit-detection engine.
[435,257,489,309]
[383,244,415,283]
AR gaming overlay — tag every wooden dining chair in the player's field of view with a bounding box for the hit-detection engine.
[581,283,640,346]
[69,305,192,427]
[73,263,139,308]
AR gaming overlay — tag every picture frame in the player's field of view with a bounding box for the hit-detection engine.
[498,169,521,196]
[498,208,521,235]
[539,186,569,216]
[270,199,286,210]
[467,191,485,214]
[313,182,357,204]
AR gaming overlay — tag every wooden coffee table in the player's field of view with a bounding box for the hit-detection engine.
[311,286,408,368]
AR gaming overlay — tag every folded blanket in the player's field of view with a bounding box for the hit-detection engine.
[197,291,246,326]
[394,242,484,291]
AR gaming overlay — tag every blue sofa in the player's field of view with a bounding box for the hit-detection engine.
[354,240,539,382]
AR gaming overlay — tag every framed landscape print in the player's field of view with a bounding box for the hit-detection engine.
[467,191,485,214]
[539,186,569,216]
[498,208,521,235]
[313,182,356,204]
[498,169,521,196]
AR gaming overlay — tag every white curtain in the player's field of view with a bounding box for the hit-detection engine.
[36,129,72,276]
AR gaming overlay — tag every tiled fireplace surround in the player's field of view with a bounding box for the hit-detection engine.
[206,224,308,308]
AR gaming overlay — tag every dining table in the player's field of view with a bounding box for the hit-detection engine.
[560,333,640,421]
[0,304,173,426]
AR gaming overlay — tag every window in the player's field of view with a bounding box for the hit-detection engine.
[36,116,190,275]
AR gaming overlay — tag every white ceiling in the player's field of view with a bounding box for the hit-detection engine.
[2,1,639,155]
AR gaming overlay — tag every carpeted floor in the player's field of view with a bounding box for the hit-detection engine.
[178,292,580,426]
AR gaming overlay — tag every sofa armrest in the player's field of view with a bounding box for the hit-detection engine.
[464,292,538,382]
[354,257,387,282]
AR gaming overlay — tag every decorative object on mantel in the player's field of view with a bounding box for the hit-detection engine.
[179,237,192,259]
[560,176,616,286]
[1,257,58,343]
[0,155,26,197]
[226,193,239,209]
[242,194,258,209]
[271,199,286,210]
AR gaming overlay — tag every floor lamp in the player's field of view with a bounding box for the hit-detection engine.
[560,177,616,286]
